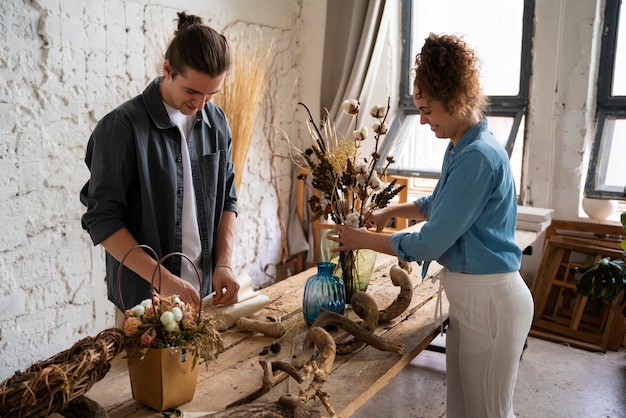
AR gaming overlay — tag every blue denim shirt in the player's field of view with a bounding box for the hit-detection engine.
[390,119,521,275]
[80,78,238,309]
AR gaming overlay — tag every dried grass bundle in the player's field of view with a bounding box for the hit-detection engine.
[214,31,274,188]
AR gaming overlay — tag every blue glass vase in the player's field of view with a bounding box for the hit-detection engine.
[303,262,345,326]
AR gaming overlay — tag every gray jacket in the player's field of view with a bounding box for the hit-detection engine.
[80,77,237,310]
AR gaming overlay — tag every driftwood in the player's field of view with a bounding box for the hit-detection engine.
[237,317,288,338]
[228,326,337,416]
[308,310,404,355]
[397,258,412,274]
[336,292,379,354]
[220,264,410,416]
[205,394,321,417]
[378,265,413,323]
[297,326,337,416]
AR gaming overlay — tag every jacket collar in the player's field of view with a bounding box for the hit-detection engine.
[143,77,212,130]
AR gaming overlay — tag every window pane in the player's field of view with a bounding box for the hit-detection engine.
[612,4,626,96]
[388,115,524,193]
[487,116,524,194]
[411,0,524,96]
[597,118,626,191]
[389,115,447,174]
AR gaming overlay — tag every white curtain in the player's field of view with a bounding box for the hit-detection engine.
[321,0,389,137]
[287,0,390,266]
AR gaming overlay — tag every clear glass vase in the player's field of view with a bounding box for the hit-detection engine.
[320,230,377,304]
[302,262,346,326]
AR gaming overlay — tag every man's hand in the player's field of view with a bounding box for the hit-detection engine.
[212,265,239,305]
[158,272,201,306]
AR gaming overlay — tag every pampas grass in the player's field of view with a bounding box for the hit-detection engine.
[214,31,274,188]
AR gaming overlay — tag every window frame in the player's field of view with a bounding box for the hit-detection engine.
[584,0,626,199]
[380,0,535,180]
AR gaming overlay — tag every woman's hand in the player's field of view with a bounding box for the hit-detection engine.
[331,223,396,256]
[366,207,394,233]
[329,225,367,252]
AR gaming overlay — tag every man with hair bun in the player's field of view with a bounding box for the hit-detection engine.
[331,33,533,417]
[80,11,240,319]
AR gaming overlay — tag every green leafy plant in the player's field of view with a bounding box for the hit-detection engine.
[576,211,626,316]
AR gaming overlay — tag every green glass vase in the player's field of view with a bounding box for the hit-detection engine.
[320,230,377,304]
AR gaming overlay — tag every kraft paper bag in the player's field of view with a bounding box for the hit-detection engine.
[128,347,199,411]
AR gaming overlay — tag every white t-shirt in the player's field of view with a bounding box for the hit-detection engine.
[163,102,203,291]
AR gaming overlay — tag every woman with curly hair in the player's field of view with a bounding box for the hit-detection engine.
[331,33,533,417]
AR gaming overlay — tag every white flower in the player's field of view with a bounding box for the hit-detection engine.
[341,99,360,115]
[172,306,183,322]
[354,163,368,174]
[370,104,386,119]
[131,305,145,317]
[373,122,389,135]
[356,173,367,186]
[344,212,360,228]
[160,311,175,326]
[352,126,368,141]
[140,299,152,308]
[369,174,383,191]
[164,320,180,333]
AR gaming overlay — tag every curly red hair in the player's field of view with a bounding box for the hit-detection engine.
[413,33,488,124]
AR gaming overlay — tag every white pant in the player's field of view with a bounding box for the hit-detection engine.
[442,270,534,418]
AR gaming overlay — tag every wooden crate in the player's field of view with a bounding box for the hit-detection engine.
[530,219,625,352]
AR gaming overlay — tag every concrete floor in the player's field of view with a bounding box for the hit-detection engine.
[354,335,626,418]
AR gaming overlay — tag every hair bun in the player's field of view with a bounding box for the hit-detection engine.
[175,11,203,35]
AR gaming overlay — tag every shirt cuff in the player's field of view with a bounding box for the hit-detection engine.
[390,232,416,262]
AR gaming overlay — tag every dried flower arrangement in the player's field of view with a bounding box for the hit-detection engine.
[281,98,405,299]
[122,292,224,368]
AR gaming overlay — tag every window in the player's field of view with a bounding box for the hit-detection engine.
[380,0,534,197]
[585,0,626,199]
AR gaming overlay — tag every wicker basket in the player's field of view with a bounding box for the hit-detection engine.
[0,328,126,417]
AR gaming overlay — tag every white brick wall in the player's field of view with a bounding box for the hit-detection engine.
[0,0,604,382]
[0,0,304,380]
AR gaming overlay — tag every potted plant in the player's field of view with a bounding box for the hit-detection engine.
[576,211,626,317]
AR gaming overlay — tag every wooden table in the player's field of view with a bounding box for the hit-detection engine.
[87,228,538,417]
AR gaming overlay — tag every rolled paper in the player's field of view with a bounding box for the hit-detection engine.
[202,272,271,330]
